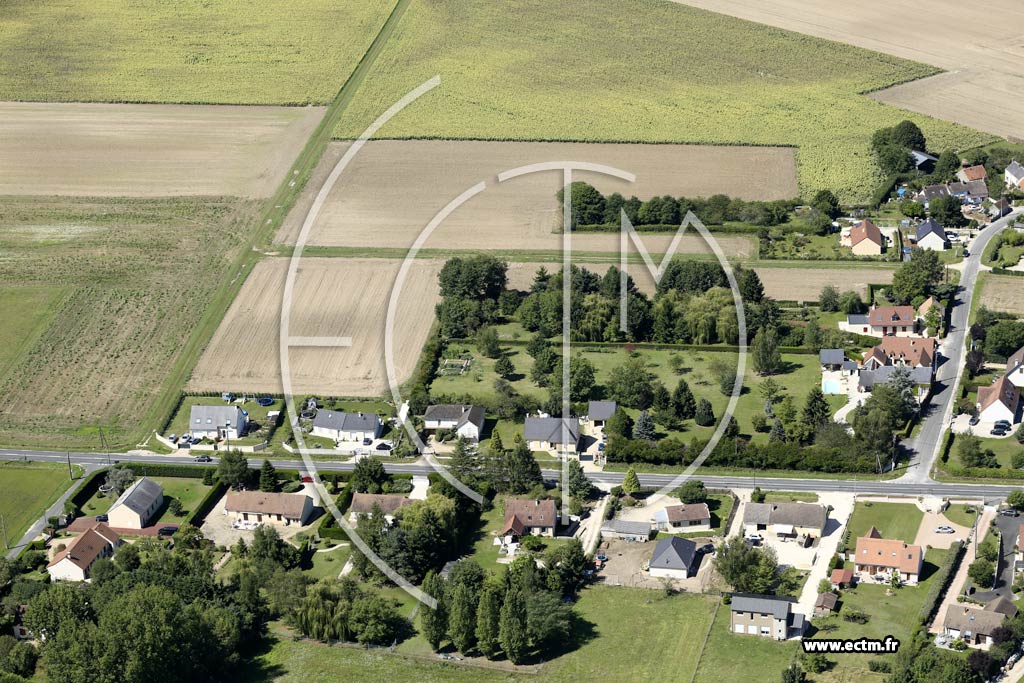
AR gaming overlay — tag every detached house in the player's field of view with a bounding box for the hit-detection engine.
[957,165,987,183]
[524,417,580,454]
[311,411,383,443]
[423,404,485,442]
[648,536,698,579]
[347,492,413,524]
[653,502,712,533]
[729,594,805,640]
[844,219,885,256]
[1006,346,1024,388]
[861,337,938,372]
[853,528,923,585]
[992,197,1013,219]
[915,218,948,251]
[47,522,121,582]
[225,491,314,526]
[501,499,557,539]
[743,502,827,542]
[943,605,1007,649]
[858,365,933,404]
[1006,160,1024,191]
[976,374,1020,424]
[107,477,164,529]
[847,305,919,337]
[189,405,248,440]
[587,400,617,427]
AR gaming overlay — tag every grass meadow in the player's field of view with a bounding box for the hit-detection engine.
[845,501,923,544]
[335,0,993,202]
[0,0,397,104]
[0,462,77,545]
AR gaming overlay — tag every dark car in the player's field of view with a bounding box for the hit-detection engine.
[1000,508,1019,517]
[193,455,212,463]
[698,543,715,555]
[375,443,392,451]
[158,527,177,537]
[991,427,1008,436]
[968,416,980,426]
[95,514,108,523]
[995,420,1012,430]
[363,438,372,446]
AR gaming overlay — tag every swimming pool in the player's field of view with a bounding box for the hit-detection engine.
[822,379,842,394]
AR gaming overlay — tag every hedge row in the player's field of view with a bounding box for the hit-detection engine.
[187,481,228,527]
[574,222,777,235]
[918,540,964,624]
[990,267,1024,278]
[451,337,818,356]
[317,483,355,541]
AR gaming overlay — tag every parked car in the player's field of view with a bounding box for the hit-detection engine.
[968,416,980,426]
[363,438,372,446]
[1000,508,1020,517]
[991,427,1008,436]
[375,443,392,451]
[158,527,177,537]
[698,543,715,555]
[193,455,212,463]
[598,443,605,452]
[168,433,177,443]
[935,525,955,534]
[994,420,1012,430]
[745,534,763,545]
[95,514,108,523]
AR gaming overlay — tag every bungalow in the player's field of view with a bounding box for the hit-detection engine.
[648,536,698,579]
[601,518,652,543]
[1006,346,1024,388]
[845,219,885,256]
[47,522,121,582]
[501,499,557,539]
[348,492,413,524]
[948,180,989,204]
[587,400,617,427]
[422,404,485,442]
[524,417,580,454]
[106,477,163,529]
[957,165,987,183]
[976,374,1020,424]
[860,337,938,372]
[915,218,948,251]
[310,410,383,443]
[814,592,838,617]
[742,502,827,541]
[943,605,1006,649]
[225,491,314,526]
[1006,160,1024,191]
[858,365,933,403]
[992,197,1013,219]
[653,502,712,533]
[853,527,923,585]
[830,567,854,589]
[917,183,950,207]
[729,593,805,640]
[188,405,248,440]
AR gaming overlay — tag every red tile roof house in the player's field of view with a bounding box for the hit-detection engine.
[842,219,885,256]
[976,374,1021,425]
[47,522,122,582]
[844,305,921,338]
[852,527,923,585]
[501,499,557,539]
[957,164,987,183]
[861,337,938,373]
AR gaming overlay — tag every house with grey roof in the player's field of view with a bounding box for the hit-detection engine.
[587,401,617,427]
[992,197,1012,219]
[1005,160,1024,190]
[600,518,652,543]
[729,594,805,640]
[311,410,383,443]
[422,404,485,442]
[942,604,1007,648]
[107,477,164,529]
[653,503,711,533]
[858,365,933,404]
[648,536,698,579]
[524,417,580,454]
[915,218,948,251]
[743,502,827,540]
[189,405,248,440]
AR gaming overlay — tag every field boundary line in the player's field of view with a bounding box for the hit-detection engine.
[689,598,721,683]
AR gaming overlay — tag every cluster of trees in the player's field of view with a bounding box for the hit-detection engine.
[290,578,408,645]
[557,182,796,229]
[889,248,950,306]
[972,306,1024,360]
[448,434,545,499]
[818,285,866,315]
[871,120,929,175]
[420,552,585,664]
[436,255,511,339]
[715,536,779,594]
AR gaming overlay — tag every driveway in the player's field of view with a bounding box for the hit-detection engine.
[796,493,854,617]
[913,510,972,550]
[990,510,1021,599]
[929,507,996,633]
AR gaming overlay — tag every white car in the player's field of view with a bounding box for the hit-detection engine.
[745,534,763,544]
[935,525,955,534]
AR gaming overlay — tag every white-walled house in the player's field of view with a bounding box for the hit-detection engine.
[225,491,314,526]
[422,404,485,442]
[107,477,164,529]
[1007,346,1024,388]
[977,375,1020,424]
[310,410,383,442]
[524,417,580,453]
[47,522,121,582]
[915,218,948,251]
[1006,160,1024,191]
[648,536,698,579]
[188,405,248,440]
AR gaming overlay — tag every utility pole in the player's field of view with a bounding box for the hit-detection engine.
[66,451,73,479]
[99,427,110,466]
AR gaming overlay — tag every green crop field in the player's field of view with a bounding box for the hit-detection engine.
[0,0,396,104]
[0,284,63,384]
[0,462,77,546]
[336,0,992,202]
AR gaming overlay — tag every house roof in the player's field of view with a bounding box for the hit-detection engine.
[911,150,937,167]
[1006,160,1024,180]
[189,404,246,431]
[1007,345,1024,373]
[658,503,711,523]
[524,417,580,444]
[865,336,937,369]
[854,533,923,574]
[588,400,617,421]
[423,404,485,430]
[730,593,796,620]
[918,296,944,318]
[830,568,853,584]
[858,365,933,391]
[815,592,838,611]
[943,605,1005,636]
[48,522,120,571]
[819,349,845,365]
[916,218,946,243]
[649,536,697,572]
[108,477,163,518]
[849,219,884,248]
[742,502,827,532]
[868,306,916,327]
[918,184,950,202]
[964,179,989,199]
[601,519,652,537]
[977,374,1020,414]
[985,596,1018,619]
[349,493,413,516]
[225,491,311,519]
[501,499,557,535]
[312,410,381,433]
[961,165,987,181]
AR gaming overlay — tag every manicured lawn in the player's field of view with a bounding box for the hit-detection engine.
[942,504,979,528]
[973,435,1023,470]
[762,491,820,503]
[303,545,352,581]
[0,462,77,545]
[654,494,735,539]
[693,600,797,682]
[81,475,213,526]
[846,502,923,544]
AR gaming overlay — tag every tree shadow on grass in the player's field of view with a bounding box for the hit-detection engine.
[235,634,286,683]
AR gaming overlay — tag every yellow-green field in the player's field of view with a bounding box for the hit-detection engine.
[336,0,992,201]
[0,0,396,104]
[0,284,63,384]
[0,462,76,546]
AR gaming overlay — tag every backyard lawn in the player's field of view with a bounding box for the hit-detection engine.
[81,475,213,526]
[654,493,735,539]
[693,601,797,682]
[303,545,352,581]
[942,504,979,528]
[846,501,924,544]
[0,462,78,546]
[762,491,820,503]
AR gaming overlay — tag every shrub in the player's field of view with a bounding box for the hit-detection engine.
[841,608,868,624]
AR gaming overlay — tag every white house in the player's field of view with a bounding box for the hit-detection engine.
[347,492,413,525]
[107,477,164,529]
[977,374,1020,424]
[647,536,698,579]
[524,417,580,454]
[47,522,121,582]
[653,503,711,533]
[224,491,314,526]
[943,605,1006,649]
[310,410,383,443]
[188,405,248,440]
[422,404,485,442]
[1006,346,1024,388]
[1006,160,1024,191]
[915,218,948,251]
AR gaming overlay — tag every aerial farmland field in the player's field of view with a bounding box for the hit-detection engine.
[188,257,442,397]
[0,462,77,547]
[978,273,1024,317]
[0,0,397,104]
[0,102,324,197]
[275,139,787,254]
[335,0,992,202]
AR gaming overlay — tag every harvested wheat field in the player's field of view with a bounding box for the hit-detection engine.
[672,0,1024,139]
[0,102,325,197]
[979,274,1024,316]
[189,258,441,397]
[275,139,792,257]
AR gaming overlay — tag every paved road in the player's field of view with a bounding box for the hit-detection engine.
[900,209,1023,483]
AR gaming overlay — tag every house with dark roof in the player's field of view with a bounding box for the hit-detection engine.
[653,503,711,533]
[911,150,937,173]
[742,502,827,540]
[311,410,383,443]
[226,491,314,526]
[600,518,652,542]
[819,349,846,370]
[814,592,838,617]
[858,365,933,403]
[977,374,1020,424]
[992,197,1012,219]
[917,183,950,206]
[524,417,580,454]
[107,477,163,529]
[47,522,121,582]
[587,400,617,427]
[423,404,485,442]
[347,493,413,524]
[501,499,557,539]
[647,536,698,579]
[915,218,948,251]
[188,404,248,440]
[943,605,1006,648]
[1006,345,1024,388]
[729,593,805,640]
